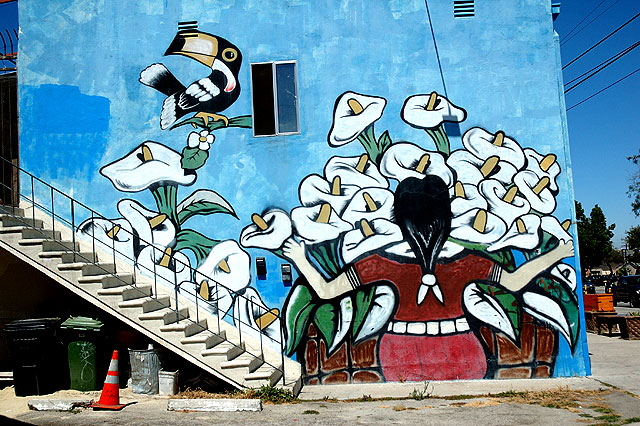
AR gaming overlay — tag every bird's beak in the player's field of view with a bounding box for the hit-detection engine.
[212,59,237,93]
[164,31,218,68]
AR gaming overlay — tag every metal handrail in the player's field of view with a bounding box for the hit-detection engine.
[0,155,287,385]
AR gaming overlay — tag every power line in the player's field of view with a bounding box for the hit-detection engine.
[424,0,448,98]
[567,67,640,111]
[561,0,607,42]
[561,0,620,46]
[564,40,640,93]
[563,11,640,70]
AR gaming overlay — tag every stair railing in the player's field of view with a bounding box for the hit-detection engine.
[0,155,287,386]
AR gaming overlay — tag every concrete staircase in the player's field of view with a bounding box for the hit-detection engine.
[0,205,302,395]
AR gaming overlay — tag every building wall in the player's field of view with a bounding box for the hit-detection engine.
[17,0,589,383]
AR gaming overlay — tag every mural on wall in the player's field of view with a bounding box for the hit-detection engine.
[77,24,283,350]
[77,23,581,384]
[241,91,580,384]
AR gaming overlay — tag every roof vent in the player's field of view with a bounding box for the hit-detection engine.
[454,0,475,18]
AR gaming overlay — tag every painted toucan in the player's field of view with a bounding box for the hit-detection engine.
[140,29,242,130]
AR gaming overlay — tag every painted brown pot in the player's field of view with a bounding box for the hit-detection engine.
[299,323,383,385]
[479,313,558,379]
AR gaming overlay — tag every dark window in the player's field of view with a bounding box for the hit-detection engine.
[251,61,299,137]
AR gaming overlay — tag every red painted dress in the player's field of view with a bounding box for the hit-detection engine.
[352,254,495,381]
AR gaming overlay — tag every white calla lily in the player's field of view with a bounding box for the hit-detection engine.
[380,143,454,187]
[385,241,415,258]
[462,127,525,170]
[354,285,396,343]
[540,215,573,243]
[401,92,466,129]
[550,263,577,292]
[341,187,395,226]
[298,174,358,215]
[487,214,541,252]
[514,170,556,214]
[438,240,466,260]
[479,180,531,226]
[450,208,507,245]
[101,141,196,192]
[463,283,516,340]
[136,245,191,288]
[328,92,386,146]
[450,182,488,216]
[77,216,134,261]
[117,199,175,250]
[447,149,517,186]
[324,155,388,189]
[195,240,251,293]
[291,204,353,244]
[342,218,404,263]
[524,148,561,192]
[240,209,292,250]
[233,287,282,350]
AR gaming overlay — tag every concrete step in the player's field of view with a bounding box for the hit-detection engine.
[102,274,135,288]
[181,330,227,349]
[41,240,79,252]
[20,228,61,241]
[118,296,170,311]
[1,216,43,228]
[159,319,207,337]
[61,252,98,263]
[139,307,189,325]
[0,206,25,216]
[220,354,263,372]
[38,251,70,259]
[57,262,87,271]
[244,366,282,384]
[97,284,152,301]
[0,226,29,234]
[201,342,244,360]
[82,263,116,276]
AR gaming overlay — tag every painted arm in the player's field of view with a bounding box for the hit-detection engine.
[282,238,354,300]
[498,240,574,292]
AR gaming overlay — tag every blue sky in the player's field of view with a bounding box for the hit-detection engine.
[554,0,640,248]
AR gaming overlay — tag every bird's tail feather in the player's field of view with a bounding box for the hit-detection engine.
[160,93,189,130]
[140,63,185,96]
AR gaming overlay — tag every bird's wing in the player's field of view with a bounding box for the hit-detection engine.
[139,63,185,96]
[179,78,221,108]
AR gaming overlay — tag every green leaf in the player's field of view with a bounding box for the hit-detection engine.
[227,115,253,128]
[177,189,237,224]
[284,284,316,356]
[181,147,209,170]
[535,276,580,349]
[171,114,253,130]
[476,283,521,340]
[313,303,338,350]
[448,237,516,271]
[376,130,393,160]
[174,229,220,266]
[352,286,376,338]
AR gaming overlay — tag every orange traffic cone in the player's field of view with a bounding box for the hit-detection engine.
[92,350,126,410]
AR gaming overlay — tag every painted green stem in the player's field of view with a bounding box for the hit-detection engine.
[150,184,179,227]
[425,124,450,156]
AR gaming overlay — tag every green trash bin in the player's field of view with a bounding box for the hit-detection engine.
[60,317,104,391]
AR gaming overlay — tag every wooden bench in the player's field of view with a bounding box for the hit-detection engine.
[595,314,622,336]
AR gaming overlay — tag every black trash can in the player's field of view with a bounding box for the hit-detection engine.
[60,317,104,391]
[3,318,65,396]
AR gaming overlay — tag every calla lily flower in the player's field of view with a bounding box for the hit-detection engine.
[540,215,573,243]
[197,283,234,317]
[117,199,175,250]
[328,92,386,146]
[522,292,571,342]
[341,218,404,263]
[401,92,466,129]
[136,245,192,288]
[354,285,396,343]
[187,130,215,151]
[341,187,395,226]
[462,128,525,170]
[438,240,465,259]
[298,174,358,215]
[450,208,507,245]
[447,150,517,186]
[550,263,577,292]
[479,179,531,226]
[324,155,389,189]
[195,240,251,293]
[101,141,196,192]
[463,283,516,340]
[450,182,488,216]
[524,148,561,192]
[77,216,134,261]
[487,214,541,252]
[290,204,353,244]
[240,209,292,250]
[380,143,455,187]
[514,170,556,214]
[233,287,282,350]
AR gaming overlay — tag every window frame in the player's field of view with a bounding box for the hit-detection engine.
[250,60,300,138]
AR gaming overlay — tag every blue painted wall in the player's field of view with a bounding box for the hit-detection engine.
[18,0,589,383]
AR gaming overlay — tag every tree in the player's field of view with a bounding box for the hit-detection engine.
[575,201,615,274]
[627,151,640,216]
